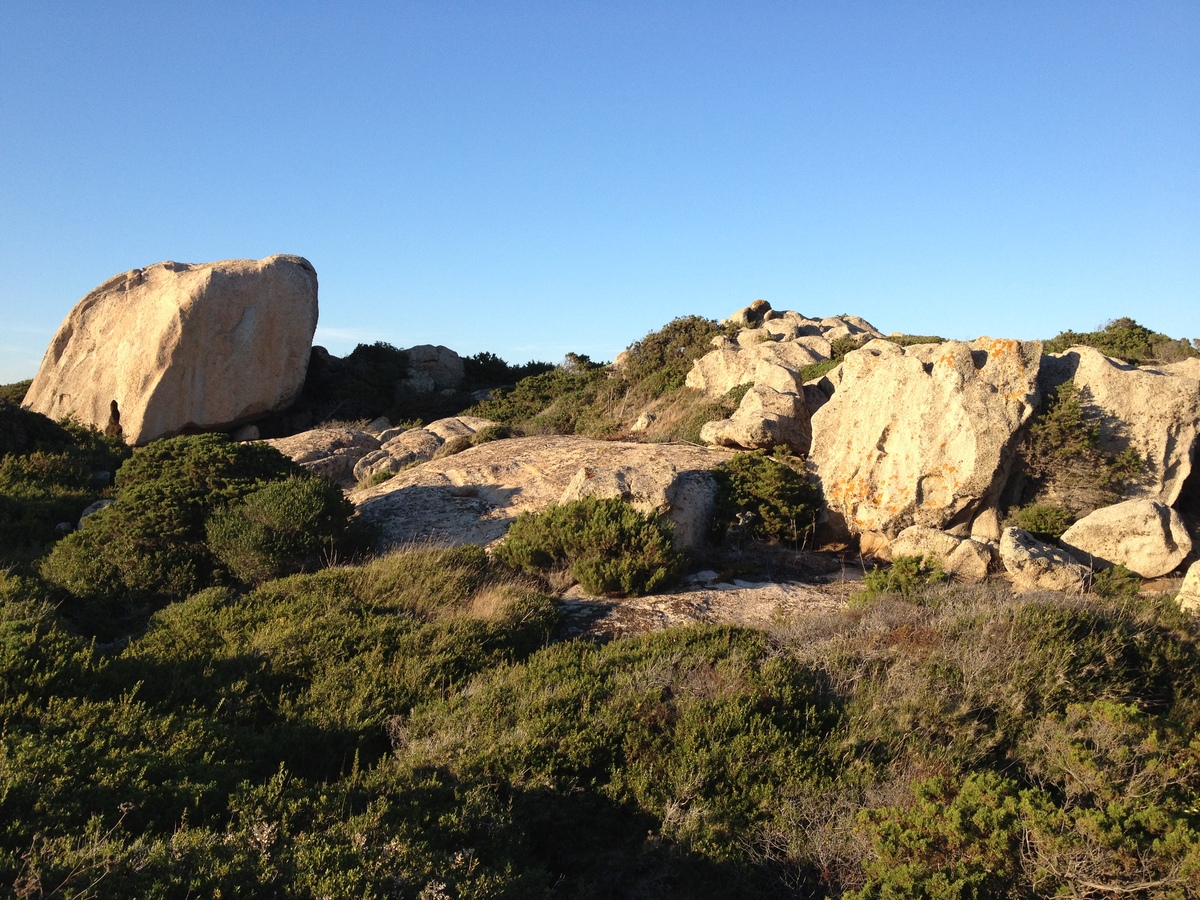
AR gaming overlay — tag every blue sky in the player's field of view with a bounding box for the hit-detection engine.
[2,2,1197,384]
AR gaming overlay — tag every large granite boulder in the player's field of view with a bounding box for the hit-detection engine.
[353,436,735,553]
[24,255,318,445]
[403,344,465,392]
[1058,498,1192,578]
[809,338,1042,538]
[1040,348,1200,507]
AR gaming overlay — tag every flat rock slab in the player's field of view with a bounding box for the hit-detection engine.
[352,435,737,551]
[558,575,861,641]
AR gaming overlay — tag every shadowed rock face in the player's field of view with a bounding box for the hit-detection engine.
[351,435,735,552]
[24,255,318,445]
[1040,347,1200,508]
[809,337,1043,538]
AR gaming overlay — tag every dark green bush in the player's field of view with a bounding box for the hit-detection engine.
[466,362,612,435]
[0,379,32,404]
[1090,564,1142,599]
[0,404,130,565]
[206,478,355,585]
[1043,316,1199,365]
[462,351,553,388]
[711,451,822,545]
[1008,502,1073,540]
[40,434,319,630]
[494,497,684,596]
[619,315,727,392]
[857,554,949,601]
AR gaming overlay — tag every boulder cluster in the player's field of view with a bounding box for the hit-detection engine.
[21,260,1200,604]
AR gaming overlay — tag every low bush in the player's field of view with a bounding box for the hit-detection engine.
[1043,316,1199,365]
[1008,501,1073,540]
[494,497,684,596]
[619,315,729,392]
[856,554,949,601]
[1090,564,1142,599]
[0,379,32,404]
[39,434,342,634]
[711,451,822,545]
[206,477,355,585]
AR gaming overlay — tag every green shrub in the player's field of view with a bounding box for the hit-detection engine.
[1020,380,1144,513]
[462,351,554,388]
[466,362,611,435]
[206,478,355,585]
[1008,502,1073,540]
[619,316,727,392]
[857,554,950,600]
[1043,316,1198,365]
[883,333,946,347]
[494,497,684,596]
[0,404,130,565]
[40,434,320,630]
[1090,564,1142,599]
[711,451,822,545]
[0,379,32,404]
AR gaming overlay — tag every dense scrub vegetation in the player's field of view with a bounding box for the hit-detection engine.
[495,497,685,596]
[4,558,1198,897]
[1043,316,1199,365]
[1009,379,1144,520]
[468,317,745,442]
[712,451,822,547]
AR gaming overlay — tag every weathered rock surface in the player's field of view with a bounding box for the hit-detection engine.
[25,255,318,445]
[403,345,464,392]
[809,338,1042,538]
[264,428,380,487]
[889,525,992,583]
[1000,527,1089,593]
[353,436,735,552]
[1040,347,1200,507]
[1177,561,1200,615]
[699,386,813,454]
[352,416,495,483]
[1059,498,1192,578]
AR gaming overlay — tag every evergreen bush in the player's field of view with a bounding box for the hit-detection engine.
[711,451,821,545]
[494,497,684,596]
[206,477,355,585]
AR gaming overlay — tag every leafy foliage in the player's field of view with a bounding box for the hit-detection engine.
[1017,379,1144,516]
[0,379,32,404]
[466,361,614,436]
[1043,316,1199,365]
[857,554,950,601]
[711,451,822,545]
[494,497,684,596]
[462,351,554,389]
[619,315,727,393]
[39,433,331,632]
[206,477,355,585]
[1008,501,1074,541]
[0,403,130,565]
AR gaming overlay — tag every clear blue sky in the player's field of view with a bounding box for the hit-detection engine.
[2,2,1197,384]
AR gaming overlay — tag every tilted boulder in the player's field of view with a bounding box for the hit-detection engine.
[353,435,734,552]
[1000,527,1089,593]
[1059,498,1192,578]
[888,525,992,583]
[1040,348,1200,507]
[24,255,318,445]
[809,338,1042,538]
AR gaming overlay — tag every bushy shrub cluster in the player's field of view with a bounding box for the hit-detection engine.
[495,496,684,596]
[462,351,554,388]
[466,360,615,436]
[3,546,1199,896]
[619,315,728,394]
[711,451,822,546]
[856,554,950,601]
[0,403,130,565]
[39,433,354,632]
[1017,379,1144,516]
[1043,316,1199,365]
[1008,501,1074,540]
